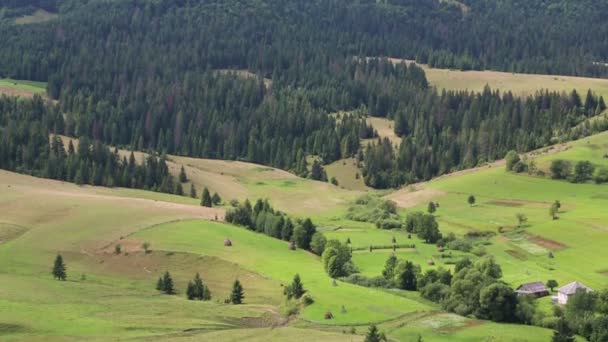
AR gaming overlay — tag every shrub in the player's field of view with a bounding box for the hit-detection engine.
[550,160,572,179]
[448,238,473,252]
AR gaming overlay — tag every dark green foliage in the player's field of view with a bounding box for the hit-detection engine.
[396,261,417,291]
[468,195,476,207]
[552,318,576,342]
[406,212,442,243]
[364,325,381,342]
[293,218,316,250]
[201,187,212,207]
[310,160,327,182]
[157,271,175,295]
[550,160,573,180]
[479,283,518,322]
[284,274,305,300]
[573,160,595,183]
[546,279,559,291]
[52,254,66,281]
[427,202,436,214]
[186,273,211,301]
[230,279,244,304]
[211,192,222,206]
[189,184,197,198]
[310,232,327,256]
[179,166,187,183]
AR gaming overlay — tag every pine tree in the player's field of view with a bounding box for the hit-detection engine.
[160,271,175,294]
[186,281,195,300]
[397,261,417,290]
[192,273,204,299]
[230,279,244,304]
[468,195,476,207]
[286,274,305,299]
[427,201,436,214]
[365,325,381,342]
[52,254,67,281]
[156,277,165,291]
[179,166,188,182]
[189,183,197,198]
[211,192,222,205]
[201,187,212,207]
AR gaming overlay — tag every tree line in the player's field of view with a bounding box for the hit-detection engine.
[0,95,181,195]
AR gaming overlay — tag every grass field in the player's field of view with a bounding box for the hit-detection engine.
[0,79,46,98]
[386,58,608,100]
[7,131,608,340]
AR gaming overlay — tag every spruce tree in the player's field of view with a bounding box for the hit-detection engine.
[365,325,381,342]
[161,271,175,294]
[286,274,305,299]
[186,281,195,300]
[230,279,244,304]
[468,195,476,207]
[211,192,222,205]
[156,277,165,291]
[179,166,188,182]
[201,187,212,207]
[189,184,197,198]
[52,254,67,281]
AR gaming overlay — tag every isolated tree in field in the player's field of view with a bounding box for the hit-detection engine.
[142,242,151,253]
[285,274,305,300]
[114,244,121,255]
[427,201,436,214]
[201,187,212,207]
[547,280,559,292]
[505,150,520,171]
[397,261,417,291]
[52,254,67,280]
[468,195,476,207]
[552,317,575,342]
[230,279,244,304]
[516,213,527,227]
[211,192,222,206]
[189,184,197,198]
[179,166,188,183]
[365,325,381,342]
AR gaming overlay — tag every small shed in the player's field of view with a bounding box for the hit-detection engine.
[558,281,593,305]
[516,282,549,298]
[224,238,232,247]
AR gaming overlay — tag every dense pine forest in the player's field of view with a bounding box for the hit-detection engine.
[1,0,608,190]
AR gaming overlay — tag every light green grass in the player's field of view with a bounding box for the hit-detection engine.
[134,220,433,324]
[0,79,46,94]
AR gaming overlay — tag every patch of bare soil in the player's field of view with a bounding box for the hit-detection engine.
[505,249,528,260]
[385,186,446,209]
[525,233,568,251]
[0,86,36,98]
[487,200,525,207]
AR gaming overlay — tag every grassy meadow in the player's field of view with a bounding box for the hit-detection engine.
[0,79,46,98]
[5,126,608,340]
[387,58,608,100]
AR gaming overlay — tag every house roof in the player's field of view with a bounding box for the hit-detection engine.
[558,281,592,295]
[516,281,549,294]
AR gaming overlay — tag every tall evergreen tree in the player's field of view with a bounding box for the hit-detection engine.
[201,187,212,207]
[52,254,67,281]
[365,325,381,342]
[230,279,244,304]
